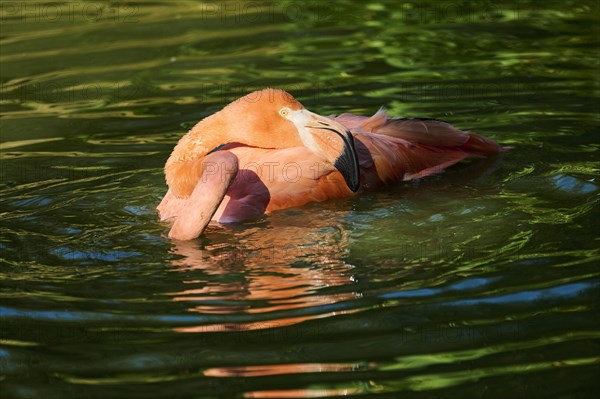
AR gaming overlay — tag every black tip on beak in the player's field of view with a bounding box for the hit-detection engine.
[333,131,360,192]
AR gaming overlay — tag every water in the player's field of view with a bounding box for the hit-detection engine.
[1,1,599,398]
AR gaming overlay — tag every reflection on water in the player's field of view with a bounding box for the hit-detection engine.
[168,223,358,332]
[1,0,599,398]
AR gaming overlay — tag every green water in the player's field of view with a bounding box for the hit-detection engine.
[1,1,599,398]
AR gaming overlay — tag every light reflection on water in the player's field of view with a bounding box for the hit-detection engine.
[167,225,358,332]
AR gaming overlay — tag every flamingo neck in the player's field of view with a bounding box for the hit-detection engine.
[165,112,233,198]
[164,107,304,198]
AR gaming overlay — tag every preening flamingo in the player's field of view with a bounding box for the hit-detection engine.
[158,89,506,240]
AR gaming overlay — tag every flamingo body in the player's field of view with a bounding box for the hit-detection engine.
[158,104,505,240]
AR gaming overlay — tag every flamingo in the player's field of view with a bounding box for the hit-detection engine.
[158,89,506,240]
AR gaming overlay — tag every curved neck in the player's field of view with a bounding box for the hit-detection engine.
[165,113,232,198]
[165,110,304,198]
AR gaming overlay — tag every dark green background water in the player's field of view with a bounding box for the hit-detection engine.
[1,1,598,398]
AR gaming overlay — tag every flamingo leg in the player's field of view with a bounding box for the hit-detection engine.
[167,151,239,240]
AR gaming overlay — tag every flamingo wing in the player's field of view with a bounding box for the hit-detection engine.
[332,109,503,152]
[330,109,505,187]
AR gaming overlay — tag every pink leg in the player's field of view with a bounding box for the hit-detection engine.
[157,189,184,221]
[167,151,239,240]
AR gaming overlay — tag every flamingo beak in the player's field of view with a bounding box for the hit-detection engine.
[331,127,360,192]
[288,109,360,192]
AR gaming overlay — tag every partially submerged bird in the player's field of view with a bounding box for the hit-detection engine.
[158,89,506,240]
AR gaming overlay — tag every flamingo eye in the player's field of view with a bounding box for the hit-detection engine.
[279,108,289,117]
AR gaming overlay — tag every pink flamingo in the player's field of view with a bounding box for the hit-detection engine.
[158,89,505,240]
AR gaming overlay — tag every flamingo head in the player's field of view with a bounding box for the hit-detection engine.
[222,89,360,192]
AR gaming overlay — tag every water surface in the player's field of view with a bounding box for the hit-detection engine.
[1,1,599,398]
